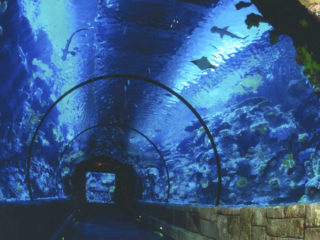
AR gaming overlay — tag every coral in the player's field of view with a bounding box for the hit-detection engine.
[62,151,84,163]
[250,121,268,135]
[268,123,296,142]
[304,150,320,179]
[257,151,267,172]
[233,74,263,95]
[281,153,295,173]
[201,178,209,188]
[298,133,309,142]
[268,177,280,188]
[305,175,320,200]
[290,181,296,189]
[236,177,248,188]
[61,167,70,177]
[295,46,320,95]
[52,127,64,143]
[3,167,29,200]
[188,97,305,204]
[298,194,306,203]
[304,150,320,201]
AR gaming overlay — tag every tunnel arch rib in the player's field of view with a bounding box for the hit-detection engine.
[26,74,222,205]
[57,123,170,202]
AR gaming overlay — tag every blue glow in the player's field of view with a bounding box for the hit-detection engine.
[161,0,271,94]
[1,0,319,206]
[86,172,116,204]
[19,0,87,127]
[140,0,272,134]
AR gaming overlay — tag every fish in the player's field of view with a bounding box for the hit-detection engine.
[210,26,248,39]
[191,56,215,70]
[235,1,252,10]
[17,45,29,73]
[61,28,89,61]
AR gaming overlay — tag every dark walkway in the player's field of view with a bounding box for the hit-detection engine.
[61,205,167,240]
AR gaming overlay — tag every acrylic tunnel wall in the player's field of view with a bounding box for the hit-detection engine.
[1,0,320,208]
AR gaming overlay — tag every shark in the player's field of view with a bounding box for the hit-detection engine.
[61,28,90,61]
[210,26,247,39]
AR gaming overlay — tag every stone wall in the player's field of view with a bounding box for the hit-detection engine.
[132,201,320,240]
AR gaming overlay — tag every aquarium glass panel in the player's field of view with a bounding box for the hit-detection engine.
[1,0,320,206]
[86,172,116,204]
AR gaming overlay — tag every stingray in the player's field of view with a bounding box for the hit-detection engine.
[191,56,215,70]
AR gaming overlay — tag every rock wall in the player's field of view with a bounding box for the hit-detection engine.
[133,201,320,240]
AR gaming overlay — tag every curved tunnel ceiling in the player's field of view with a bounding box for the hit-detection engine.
[1,0,320,206]
[27,74,221,205]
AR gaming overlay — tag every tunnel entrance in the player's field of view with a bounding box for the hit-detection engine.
[71,156,139,207]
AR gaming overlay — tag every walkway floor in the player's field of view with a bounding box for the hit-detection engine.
[61,205,167,240]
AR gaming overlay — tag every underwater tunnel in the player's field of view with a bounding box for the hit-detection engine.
[1,0,320,239]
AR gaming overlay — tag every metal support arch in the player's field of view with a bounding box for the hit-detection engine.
[56,123,170,202]
[26,74,222,205]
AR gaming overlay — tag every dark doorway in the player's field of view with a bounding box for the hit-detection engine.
[71,156,139,208]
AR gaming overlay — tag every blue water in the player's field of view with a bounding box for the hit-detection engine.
[86,172,116,203]
[0,0,319,206]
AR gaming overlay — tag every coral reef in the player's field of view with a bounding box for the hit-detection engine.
[303,149,320,201]
[268,177,280,188]
[173,81,319,204]
[236,177,248,188]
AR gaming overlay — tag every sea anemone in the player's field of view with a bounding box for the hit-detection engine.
[236,177,248,188]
